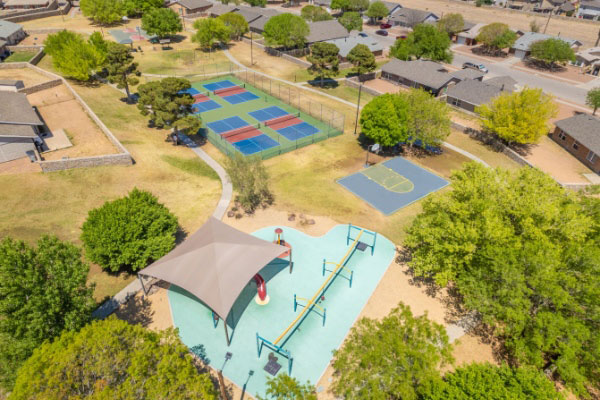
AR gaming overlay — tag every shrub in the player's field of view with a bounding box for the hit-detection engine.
[225,155,273,213]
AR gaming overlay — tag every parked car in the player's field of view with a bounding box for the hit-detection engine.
[396,35,407,40]
[379,23,392,29]
[462,62,489,73]
[358,32,369,37]
[375,30,389,36]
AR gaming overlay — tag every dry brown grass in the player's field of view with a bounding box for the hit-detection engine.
[0,67,50,87]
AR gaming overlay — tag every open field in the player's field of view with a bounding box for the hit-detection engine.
[0,66,51,87]
[20,13,142,33]
[304,82,376,105]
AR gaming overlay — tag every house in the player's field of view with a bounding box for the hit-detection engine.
[449,68,485,81]
[234,6,263,24]
[577,0,600,20]
[387,8,439,27]
[208,3,237,17]
[168,0,212,16]
[552,113,600,173]
[0,79,25,92]
[444,78,512,112]
[0,91,44,164]
[456,22,485,46]
[0,20,26,46]
[306,20,349,44]
[574,47,600,75]
[0,40,8,60]
[379,1,402,16]
[511,32,582,59]
[2,0,50,8]
[381,59,458,96]
[324,31,383,60]
[484,75,518,91]
[248,9,281,34]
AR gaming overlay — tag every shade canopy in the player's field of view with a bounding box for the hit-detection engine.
[138,217,286,320]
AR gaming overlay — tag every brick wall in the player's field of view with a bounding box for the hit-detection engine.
[39,153,133,172]
[551,127,600,173]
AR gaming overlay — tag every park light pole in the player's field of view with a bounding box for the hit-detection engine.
[365,143,380,167]
[353,82,363,135]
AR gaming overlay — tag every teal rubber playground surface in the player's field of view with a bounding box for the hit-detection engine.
[168,224,396,398]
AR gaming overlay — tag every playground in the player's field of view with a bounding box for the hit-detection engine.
[108,27,155,44]
[338,157,449,215]
[188,76,341,158]
[164,223,396,398]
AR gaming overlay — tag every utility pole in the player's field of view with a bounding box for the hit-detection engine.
[353,83,363,135]
[543,7,554,34]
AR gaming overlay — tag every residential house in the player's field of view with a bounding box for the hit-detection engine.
[0,39,8,60]
[387,8,439,27]
[534,0,576,14]
[444,77,513,113]
[168,0,212,16]
[234,6,263,25]
[577,0,600,20]
[306,20,349,44]
[456,22,485,45]
[379,1,402,16]
[484,75,518,91]
[511,31,582,59]
[0,20,25,46]
[381,59,458,96]
[449,68,485,81]
[324,31,383,61]
[208,3,237,17]
[0,91,44,163]
[244,7,280,34]
[2,0,50,8]
[552,113,600,173]
[574,47,600,75]
[0,80,25,92]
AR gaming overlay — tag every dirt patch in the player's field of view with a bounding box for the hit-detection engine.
[20,33,50,46]
[453,45,508,63]
[0,157,41,175]
[0,67,50,87]
[363,78,405,94]
[513,61,597,84]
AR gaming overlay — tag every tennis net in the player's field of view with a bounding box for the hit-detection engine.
[221,123,261,139]
[193,91,210,98]
[264,113,301,127]
[214,84,245,96]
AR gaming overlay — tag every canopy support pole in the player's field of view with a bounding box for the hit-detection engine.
[289,248,293,274]
[223,318,231,346]
[138,275,148,297]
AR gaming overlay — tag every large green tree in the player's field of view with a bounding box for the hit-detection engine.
[122,0,162,17]
[225,154,273,212]
[0,236,95,391]
[347,0,369,11]
[330,0,349,10]
[258,375,317,400]
[263,13,309,50]
[347,43,377,76]
[404,163,600,397]
[301,5,332,22]
[437,13,464,36]
[586,87,600,115]
[405,88,451,148]
[44,30,106,81]
[142,8,182,38]
[331,303,453,400]
[390,24,452,63]
[10,318,218,399]
[218,12,249,40]
[307,42,340,87]
[338,11,362,31]
[81,188,179,272]
[476,87,557,144]
[476,23,517,55]
[529,38,576,70]
[360,93,410,147]
[136,77,195,128]
[80,0,124,25]
[104,41,140,101]
[366,1,389,22]
[192,17,231,50]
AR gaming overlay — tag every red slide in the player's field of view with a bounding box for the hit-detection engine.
[254,274,267,301]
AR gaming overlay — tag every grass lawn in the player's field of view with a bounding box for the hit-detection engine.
[305,83,375,105]
[4,51,37,63]
[134,46,232,77]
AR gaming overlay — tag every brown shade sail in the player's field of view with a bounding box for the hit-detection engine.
[138,217,286,320]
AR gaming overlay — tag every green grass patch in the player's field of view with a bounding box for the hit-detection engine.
[4,51,37,63]
[160,154,219,180]
[308,84,375,105]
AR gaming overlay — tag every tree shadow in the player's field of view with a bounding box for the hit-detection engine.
[524,58,567,73]
[307,78,339,88]
[114,293,154,327]
[471,46,508,58]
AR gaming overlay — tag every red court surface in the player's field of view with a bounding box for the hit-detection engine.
[265,116,302,130]
[215,86,246,97]
[223,129,262,143]
[193,94,210,103]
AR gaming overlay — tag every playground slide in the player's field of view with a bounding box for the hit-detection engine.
[253,274,267,301]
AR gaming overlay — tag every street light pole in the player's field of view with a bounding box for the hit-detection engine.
[353,83,363,135]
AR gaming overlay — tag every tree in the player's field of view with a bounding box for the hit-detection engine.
[331,303,453,399]
[420,363,564,400]
[346,43,376,76]
[258,375,317,400]
[10,318,218,400]
[586,87,600,115]
[43,30,106,81]
[80,0,124,25]
[225,154,273,213]
[347,0,369,11]
[301,5,332,22]
[219,12,249,40]
[390,24,452,63]
[0,236,95,391]
[122,0,162,17]
[307,42,339,87]
[330,0,349,11]
[530,19,541,33]
[476,23,517,55]
[192,18,231,50]
[476,87,558,144]
[529,38,576,70]
[360,94,410,147]
[141,8,182,38]
[173,115,202,136]
[437,13,464,36]
[104,42,140,101]
[405,88,451,148]
[81,188,178,272]
[136,77,195,128]
[263,13,309,50]
[245,0,266,6]
[338,11,362,32]
[404,163,600,397]
[366,1,389,22]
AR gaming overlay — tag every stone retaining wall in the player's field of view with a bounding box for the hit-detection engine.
[344,75,383,97]
[3,3,70,23]
[25,28,64,34]
[18,78,61,94]
[39,153,133,172]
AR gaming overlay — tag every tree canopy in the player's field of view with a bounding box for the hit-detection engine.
[390,24,452,63]
[81,188,179,272]
[476,23,517,54]
[360,94,410,147]
[476,87,557,144]
[10,318,219,400]
[404,163,600,397]
[104,41,140,100]
[136,77,195,128]
[0,236,95,391]
[218,12,249,40]
[347,0,369,11]
[192,17,231,50]
[141,7,182,38]
[331,303,453,400]
[347,43,377,76]
[80,0,124,25]
[301,5,332,22]
[366,1,389,21]
[437,13,464,36]
[258,375,317,400]
[586,87,600,115]
[330,0,348,10]
[338,11,362,32]
[263,13,309,49]
[122,0,162,17]
[529,38,576,70]
[404,88,451,148]
[245,0,266,6]
[307,42,339,87]
[225,154,273,213]
[44,30,106,81]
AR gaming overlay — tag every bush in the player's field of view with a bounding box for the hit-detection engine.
[81,188,178,272]
[225,155,273,213]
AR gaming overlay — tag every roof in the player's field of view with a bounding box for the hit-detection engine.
[450,68,485,81]
[209,3,237,15]
[382,59,456,90]
[0,39,7,47]
[388,8,438,25]
[379,1,401,13]
[560,2,575,11]
[325,32,383,57]
[0,123,37,138]
[307,20,349,43]
[234,6,264,23]
[138,217,287,320]
[456,22,485,39]
[484,75,517,91]
[446,79,503,106]
[249,12,280,31]
[580,0,600,8]
[0,92,43,126]
[554,113,600,154]
[576,47,600,64]
[3,0,49,6]
[512,32,582,51]
[171,0,211,9]
[0,20,23,39]
[0,79,24,88]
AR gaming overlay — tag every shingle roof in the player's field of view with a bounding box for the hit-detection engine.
[580,0,600,8]
[512,32,582,51]
[0,92,43,126]
[554,113,600,154]
[234,6,278,23]
[249,12,280,31]
[172,0,211,9]
[209,3,237,15]
[576,47,600,63]
[0,20,23,40]
[325,32,383,57]
[306,20,349,43]
[0,39,7,47]
[3,0,49,6]
[382,59,455,90]
[388,8,438,24]
[0,123,37,138]
[484,75,517,91]
[446,79,503,106]
[450,68,485,81]
[456,22,485,39]
[379,1,401,13]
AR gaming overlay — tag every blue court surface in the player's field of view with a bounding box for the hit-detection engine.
[192,100,221,113]
[248,106,289,122]
[206,116,248,134]
[203,80,236,92]
[222,91,260,105]
[277,122,320,141]
[179,87,200,96]
[234,134,279,155]
[338,157,449,215]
